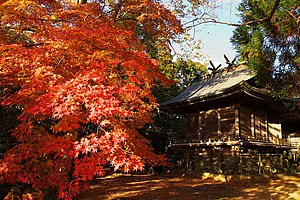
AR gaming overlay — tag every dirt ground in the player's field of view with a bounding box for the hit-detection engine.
[75,173,300,200]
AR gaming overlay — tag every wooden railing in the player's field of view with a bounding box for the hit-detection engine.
[171,135,300,148]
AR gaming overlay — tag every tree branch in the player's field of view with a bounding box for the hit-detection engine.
[23,42,45,48]
[168,40,178,56]
[185,0,281,28]
[282,7,300,23]
[113,0,126,22]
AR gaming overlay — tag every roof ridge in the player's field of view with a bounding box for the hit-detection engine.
[202,64,249,81]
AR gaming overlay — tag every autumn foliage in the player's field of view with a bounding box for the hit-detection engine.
[0,0,182,199]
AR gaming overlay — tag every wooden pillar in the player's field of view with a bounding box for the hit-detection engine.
[197,112,202,140]
[217,109,221,135]
[184,149,190,171]
[238,109,241,138]
[234,106,240,139]
[262,113,267,140]
[258,153,262,174]
[220,149,225,173]
[239,148,243,175]
[251,111,255,138]
[266,113,270,142]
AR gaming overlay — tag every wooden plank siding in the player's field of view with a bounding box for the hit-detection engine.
[186,106,235,141]
[239,107,252,139]
[199,109,219,140]
[185,106,282,143]
[220,107,236,139]
[186,112,200,141]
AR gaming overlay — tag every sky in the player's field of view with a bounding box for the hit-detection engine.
[173,0,241,68]
[198,1,240,67]
[198,0,241,67]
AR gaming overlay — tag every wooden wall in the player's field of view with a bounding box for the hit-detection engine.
[239,107,252,139]
[186,112,200,140]
[186,106,236,141]
[240,106,282,142]
[199,109,219,140]
[219,106,236,139]
[185,106,282,143]
[268,113,282,143]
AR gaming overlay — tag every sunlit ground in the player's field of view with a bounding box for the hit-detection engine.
[76,173,300,200]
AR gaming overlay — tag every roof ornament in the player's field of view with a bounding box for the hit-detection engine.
[193,70,206,82]
[224,54,237,67]
[208,61,221,76]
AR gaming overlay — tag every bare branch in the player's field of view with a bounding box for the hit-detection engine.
[185,0,281,28]
[168,41,177,56]
[23,42,44,48]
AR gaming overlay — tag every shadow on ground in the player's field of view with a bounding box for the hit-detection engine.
[75,173,300,200]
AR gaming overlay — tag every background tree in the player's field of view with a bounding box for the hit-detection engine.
[231,0,300,102]
[145,58,207,155]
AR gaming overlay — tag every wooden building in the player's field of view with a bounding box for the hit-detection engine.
[162,64,300,174]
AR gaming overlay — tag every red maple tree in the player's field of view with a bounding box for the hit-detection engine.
[0,0,182,199]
